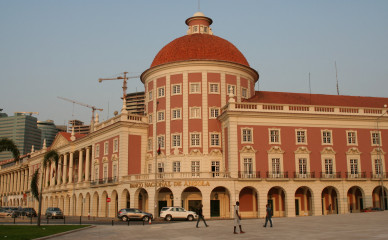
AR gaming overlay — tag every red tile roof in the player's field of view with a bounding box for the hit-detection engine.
[58,132,86,141]
[151,34,249,68]
[245,91,388,108]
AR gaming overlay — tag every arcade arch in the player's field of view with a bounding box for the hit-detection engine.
[181,187,202,212]
[347,186,364,213]
[268,186,286,217]
[210,186,230,218]
[372,186,388,210]
[321,186,339,215]
[295,186,313,216]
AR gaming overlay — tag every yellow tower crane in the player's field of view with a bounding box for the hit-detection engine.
[98,72,140,100]
[57,96,103,123]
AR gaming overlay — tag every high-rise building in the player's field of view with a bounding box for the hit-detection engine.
[0,112,41,161]
[125,92,145,115]
[37,120,58,148]
[68,120,90,135]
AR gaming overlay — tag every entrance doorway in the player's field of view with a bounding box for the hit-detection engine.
[295,199,299,216]
[188,200,201,212]
[158,201,167,216]
[211,200,220,217]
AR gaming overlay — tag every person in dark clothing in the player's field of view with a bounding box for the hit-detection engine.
[263,204,273,227]
[196,204,208,228]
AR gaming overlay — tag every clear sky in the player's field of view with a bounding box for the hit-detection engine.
[1,0,387,126]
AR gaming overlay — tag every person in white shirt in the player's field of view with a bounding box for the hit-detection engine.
[233,201,245,234]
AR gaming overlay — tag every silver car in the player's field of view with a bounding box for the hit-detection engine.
[45,207,64,219]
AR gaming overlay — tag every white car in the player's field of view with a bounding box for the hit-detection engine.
[160,207,197,221]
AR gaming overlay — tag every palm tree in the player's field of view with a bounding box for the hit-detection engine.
[31,150,59,226]
[0,138,20,162]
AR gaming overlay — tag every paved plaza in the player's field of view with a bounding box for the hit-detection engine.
[52,211,388,240]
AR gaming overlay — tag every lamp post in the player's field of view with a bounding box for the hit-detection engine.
[376,106,387,210]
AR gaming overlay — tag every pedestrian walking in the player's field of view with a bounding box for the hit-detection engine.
[263,204,273,227]
[233,201,245,234]
[196,204,208,228]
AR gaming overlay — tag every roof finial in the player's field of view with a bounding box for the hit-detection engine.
[70,127,76,141]
[43,139,47,149]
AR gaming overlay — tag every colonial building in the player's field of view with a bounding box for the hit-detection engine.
[0,12,387,219]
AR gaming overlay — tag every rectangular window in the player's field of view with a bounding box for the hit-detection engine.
[322,130,332,144]
[375,159,382,175]
[270,129,280,143]
[372,132,381,145]
[210,133,220,146]
[191,161,200,177]
[172,109,181,120]
[157,111,165,121]
[148,164,152,174]
[158,135,165,148]
[158,87,165,98]
[227,85,236,95]
[211,161,220,177]
[209,108,220,118]
[113,164,117,180]
[325,159,333,174]
[172,134,181,147]
[242,128,252,143]
[95,167,99,180]
[243,158,253,175]
[148,114,152,123]
[173,161,181,172]
[103,166,108,180]
[272,158,280,175]
[113,139,118,152]
[209,83,219,93]
[298,158,307,174]
[148,91,153,101]
[241,88,247,99]
[190,107,201,119]
[95,145,100,157]
[191,133,200,146]
[347,131,357,145]
[172,84,181,95]
[296,130,306,144]
[190,83,201,94]
[147,138,152,151]
[104,142,109,155]
[350,159,358,175]
[158,162,164,173]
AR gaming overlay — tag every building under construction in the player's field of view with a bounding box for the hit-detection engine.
[68,120,90,135]
[125,92,145,115]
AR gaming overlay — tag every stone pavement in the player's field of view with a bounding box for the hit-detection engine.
[54,211,388,240]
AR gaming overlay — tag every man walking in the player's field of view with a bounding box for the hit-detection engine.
[233,201,245,234]
[263,204,273,227]
[196,204,208,228]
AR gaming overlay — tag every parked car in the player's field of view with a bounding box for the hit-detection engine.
[9,207,24,217]
[23,208,37,217]
[117,208,153,222]
[0,208,11,217]
[45,207,64,219]
[160,207,197,221]
[361,207,383,212]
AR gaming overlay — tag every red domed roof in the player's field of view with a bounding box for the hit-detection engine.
[150,34,250,68]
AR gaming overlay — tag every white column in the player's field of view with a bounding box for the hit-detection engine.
[57,157,62,185]
[62,154,68,184]
[15,171,19,193]
[19,170,24,192]
[85,147,90,181]
[69,152,74,183]
[78,150,84,182]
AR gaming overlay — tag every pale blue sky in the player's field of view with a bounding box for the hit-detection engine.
[1,0,387,126]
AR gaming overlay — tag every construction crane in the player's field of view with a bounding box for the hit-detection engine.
[57,96,103,123]
[98,72,140,99]
[14,112,39,116]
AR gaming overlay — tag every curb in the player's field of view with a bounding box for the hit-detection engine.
[33,225,96,240]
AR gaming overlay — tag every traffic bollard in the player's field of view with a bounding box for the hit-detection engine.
[13,217,15,224]
[112,219,114,226]
[127,219,130,226]
[64,216,66,224]
[80,216,82,225]
[47,217,49,224]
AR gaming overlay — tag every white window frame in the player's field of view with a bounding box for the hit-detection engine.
[171,84,182,95]
[104,142,109,155]
[148,114,152,123]
[346,130,357,146]
[209,107,220,119]
[148,163,152,174]
[190,83,201,94]
[322,130,333,145]
[157,86,165,98]
[210,133,220,146]
[171,108,182,120]
[171,133,182,148]
[157,135,165,149]
[157,111,165,122]
[211,161,220,177]
[103,163,108,181]
[112,164,117,181]
[191,161,200,177]
[295,129,307,145]
[321,153,336,178]
[190,107,201,119]
[371,131,381,146]
[94,166,99,181]
[148,91,153,101]
[173,161,181,172]
[241,87,248,99]
[147,138,152,151]
[241,128,253,143]
[269,128,281,144]
[227,84,236,96]
[113,138,118,153]
[190,132,201,147]
[95,144,100,157]
[209,83,220,94]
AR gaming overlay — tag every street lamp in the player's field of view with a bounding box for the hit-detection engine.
[376,105,387,210]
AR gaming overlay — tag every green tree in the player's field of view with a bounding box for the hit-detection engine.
[31,150,59,226]
[0,138,20,162]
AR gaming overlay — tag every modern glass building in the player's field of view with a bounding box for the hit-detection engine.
[37,120,58,148]
[0,112,42,162]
